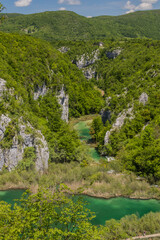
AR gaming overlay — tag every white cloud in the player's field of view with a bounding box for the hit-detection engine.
[136,2,152,10]
[87,16,92,18]
[124,1,136,10]
[14,0,32,7]
[126,9,135,14]
[124,0,158,13]
[59,7,66,10]
[58,0,81,5]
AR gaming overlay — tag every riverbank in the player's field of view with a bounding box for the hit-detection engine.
[1,162,160,200]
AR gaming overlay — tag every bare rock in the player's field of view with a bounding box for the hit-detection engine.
[139,92,148,105]
[74,50,99,69]
[58,46,70,53]
[0,115,49,172]
[34,84,48,100]
[104,107,134,145]
[82,67,96,80]
[106,48,122,59]
[57,86,69,123]
[0,78,6,97]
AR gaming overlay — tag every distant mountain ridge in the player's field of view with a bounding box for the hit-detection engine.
[0,9,160,41]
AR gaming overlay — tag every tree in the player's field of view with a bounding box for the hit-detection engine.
[0,185,101,240]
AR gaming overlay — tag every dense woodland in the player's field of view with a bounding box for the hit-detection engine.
[1,10,160,41]
[1,5,160,239]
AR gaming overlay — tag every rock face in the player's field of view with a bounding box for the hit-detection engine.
[58,46,70,53]
[34,84,48,100]
[106,48,122,59]
[82,67,96,80]
[139,92,148,105]
[104,107,133,145]
[73,50,99,69]
[0,78,6,97]
[57,86,69,123]
[0,115,49,172]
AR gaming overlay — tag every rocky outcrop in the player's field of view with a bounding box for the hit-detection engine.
[106,48,122,59]
[0,78,6,97]
[58,46,70,53]
[104,107,133,145]
[82,67,96,80]
[139,92,148,105]
[73,49,99,69]
[57,86,69,123]
[34,84,48,100]
[0,115,49,172]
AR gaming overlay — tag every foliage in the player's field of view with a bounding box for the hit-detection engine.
[1,10,160,41]
[0,32,103,163]
[0,187,101,240]
[17,147,36,171]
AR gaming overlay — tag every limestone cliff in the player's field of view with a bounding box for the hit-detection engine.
[34,84,48,100]
[106,48,122,59]
[0,115,49,172]
[57,86,69,123]
[104,107,133,145]
[73,50,99,69]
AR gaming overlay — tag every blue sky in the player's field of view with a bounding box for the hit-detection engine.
[2,0,160,16]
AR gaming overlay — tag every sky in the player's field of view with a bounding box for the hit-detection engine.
[1,0,160,17]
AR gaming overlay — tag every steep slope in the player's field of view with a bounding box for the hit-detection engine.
[68,39,160,181]
[1,10,160,41]
[0,32,103,171]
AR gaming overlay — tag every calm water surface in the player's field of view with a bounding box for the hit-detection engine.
[74,121,105,162]
[1,190,160,225]
[1,121,160,226]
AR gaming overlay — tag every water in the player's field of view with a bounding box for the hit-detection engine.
[74,120,105,162]
[74,121,91,141]
[1,190,160,226]
[81,195,160,225]
[0,190,25,204]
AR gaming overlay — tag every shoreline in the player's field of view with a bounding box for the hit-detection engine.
[1,185,160,201]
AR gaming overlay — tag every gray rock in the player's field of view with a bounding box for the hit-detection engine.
[0,78,6,97]
[0,115,11,141]
[34,130,49,171]
[139,92,148,105]
[104,107,133,145]
[34,84,48,100]
[82,67,96,80]
[0,115,49,172]
[57,86,69,123]
[58,46,70,53]
[106,48,122,59]
[74,49,99,69]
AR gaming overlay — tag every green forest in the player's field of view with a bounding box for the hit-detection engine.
[1,3,160,239]
[1,9,160,42]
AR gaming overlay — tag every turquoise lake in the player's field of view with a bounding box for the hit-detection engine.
[1,190,160,225]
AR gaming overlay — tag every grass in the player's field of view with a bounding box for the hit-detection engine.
[0,161,160,200]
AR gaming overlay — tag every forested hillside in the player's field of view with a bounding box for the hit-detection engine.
[74,39,160,182]
[1,9,160,42]
[0,32,103,170]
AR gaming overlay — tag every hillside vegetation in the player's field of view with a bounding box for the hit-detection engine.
[78,39,160,182]
[0,32,103,167]
[1,10,160,41]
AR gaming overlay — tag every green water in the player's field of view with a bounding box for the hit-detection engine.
[82,195,160,225]
[0,190,25,204]
[74,121,91,141]
[74,121,105,162]
[1,190,160,226]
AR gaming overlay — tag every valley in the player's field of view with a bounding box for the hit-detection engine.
[1,5,160,239]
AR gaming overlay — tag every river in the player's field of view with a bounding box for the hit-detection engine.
[0,120,160,226]
[74,120,105,162]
